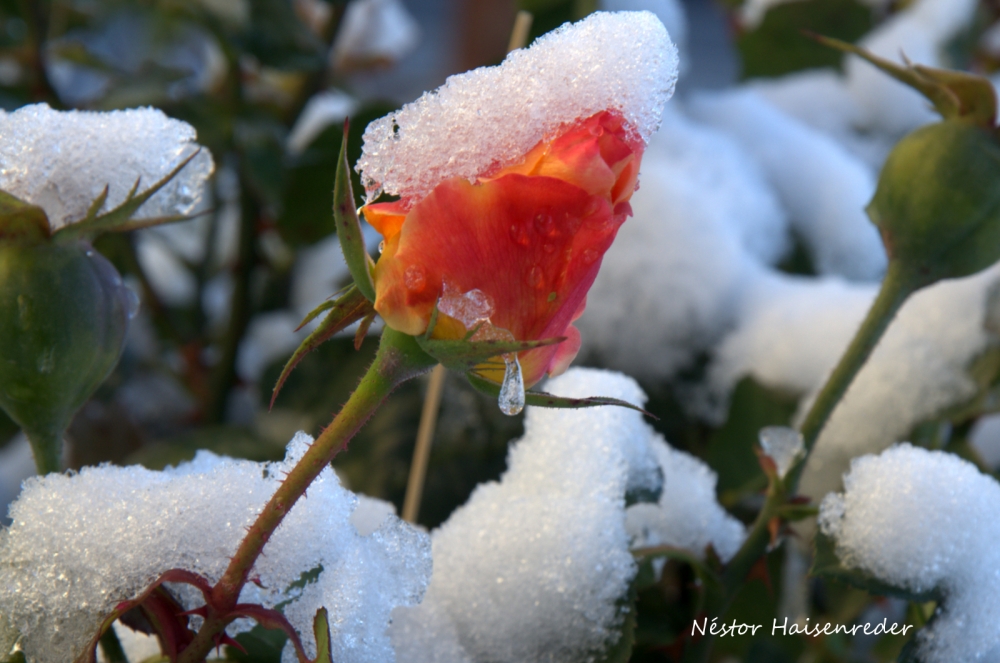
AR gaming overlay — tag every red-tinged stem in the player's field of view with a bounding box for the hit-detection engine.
[177,328,436,663]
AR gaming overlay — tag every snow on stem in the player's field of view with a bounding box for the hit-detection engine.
[176,328,436,663]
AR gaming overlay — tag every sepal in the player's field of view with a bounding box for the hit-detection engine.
[270,285,374,408]
[334,120,377,301]
[53,150,204,241]
[466,371,654,417]
[812,34,997,126]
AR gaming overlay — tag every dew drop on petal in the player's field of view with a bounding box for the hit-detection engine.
[533,213,556,237]
[378,240,385,254]
[543,242,555,254]
[404,265,427,292]
[510,222,530,246]
[582,248,599,265]
[527,265,545,289]
[499,354,525,415]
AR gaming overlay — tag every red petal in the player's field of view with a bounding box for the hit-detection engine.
[374,173,627,386]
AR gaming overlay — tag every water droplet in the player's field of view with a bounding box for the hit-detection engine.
[499,355,525,416]
[582,249,599,265]
[124,286,140,320]
[527,265,545,289]
[533,213,556,237]
[509,222,530,246]
[542,242,555,254]
[378,240,385,254]
[404,265,427,292]
[364,180,383,205]
[590,125,604,137]
[583,198,602,218]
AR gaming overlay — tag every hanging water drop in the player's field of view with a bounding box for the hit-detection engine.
[498,354,525,416]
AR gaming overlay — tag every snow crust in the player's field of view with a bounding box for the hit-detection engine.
[0,433,430,663]
[356,11,678,202]
[390,368,741,663]
[819,444,1000,662]
[0,104,213,230]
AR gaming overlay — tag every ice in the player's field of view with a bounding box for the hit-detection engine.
[578,104,786,382]
[0,432,430,663]
[392,368,735,662]
[498,357,525,416]
[625,438,745,563]
[0,104,214,230]
[688,89,886,281]
[819,444,1000,662]
[758,426,803,479]
[356,11,678,202]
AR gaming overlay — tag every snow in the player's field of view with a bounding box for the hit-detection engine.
[819,444,1000,662]
[391,368,740,662]
[356,11,678,202]
[758,426,803,479]
[578,105,784,382]
[332,0,422,70]
[0,104,213,230]
[688,89,886,281]
[0,432,430,663]
[625,438,745,563]
[799,264,1000,502]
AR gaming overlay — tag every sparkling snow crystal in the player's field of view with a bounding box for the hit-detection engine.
[0,432,430,663]
[356,11,678,201]
[819,444,1000,662]
[0,103,214,230]
[391,368,740,663]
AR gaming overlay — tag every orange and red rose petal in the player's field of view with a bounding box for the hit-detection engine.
[371,173,630,386]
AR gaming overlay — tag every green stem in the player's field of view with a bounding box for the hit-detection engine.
[685,259,920,663]
[25,426,62,475]
[98,626,129,663]
[177,329,435,663]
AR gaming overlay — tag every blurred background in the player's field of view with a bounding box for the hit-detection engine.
[3,0,1000,660]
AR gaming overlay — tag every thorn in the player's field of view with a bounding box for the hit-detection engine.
[747,556,774,596]
[767,516,781,549]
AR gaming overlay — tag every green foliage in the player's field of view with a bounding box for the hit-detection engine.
[738,0,872,79]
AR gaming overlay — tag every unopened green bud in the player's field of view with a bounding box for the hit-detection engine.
[867,120,1000,286]
[0,237,136,473]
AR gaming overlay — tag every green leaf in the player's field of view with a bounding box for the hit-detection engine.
[0,190,51,242]
[811,531,941,603]
[333,120,377,301]
[738,0,871,79]
[312,608,333,663]
[53,150,203,241]
[466,372,654,417]
[270,286,374,408]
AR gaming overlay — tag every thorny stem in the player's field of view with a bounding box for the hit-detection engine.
[177,328,435,663]
[683,259,920,663]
